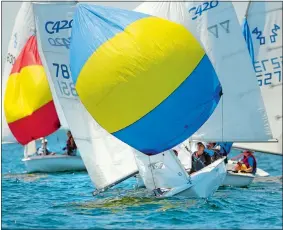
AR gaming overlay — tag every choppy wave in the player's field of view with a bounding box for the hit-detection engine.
[2,144,282,229]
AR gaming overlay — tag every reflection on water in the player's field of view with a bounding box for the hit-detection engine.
[3,173,48,182]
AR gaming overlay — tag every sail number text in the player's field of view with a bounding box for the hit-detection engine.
[188,1,219,20]
[252,24,281,46]
[254,56,282,86]
[52,63,78,97]
[45,20,73,34]
[48,37,70,50]
[7,53,16,65]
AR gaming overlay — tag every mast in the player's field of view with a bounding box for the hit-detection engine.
[244,1,252,19]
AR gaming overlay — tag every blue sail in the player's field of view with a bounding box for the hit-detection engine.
[216,142,233,156]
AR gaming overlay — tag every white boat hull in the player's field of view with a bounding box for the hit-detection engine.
[135,174,146,188]
[222,171,255,187]
[156,158,227,198]
[22,155,86,173]
[222,160,264,187]
[136,158,264,189]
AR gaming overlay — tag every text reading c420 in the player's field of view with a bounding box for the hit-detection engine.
[188,1,219,20]
[45,20,73,34]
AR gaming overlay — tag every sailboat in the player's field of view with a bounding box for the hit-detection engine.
[134,145,227,198]
[67,2,233,199]
[31,1,272,198]
[186,141,268,187]
[32,2,139,194]
[136,140,269,189]
[22,133,86,173]
[232,1,282,155]
[2,2,86,173]
[131,0,273,196]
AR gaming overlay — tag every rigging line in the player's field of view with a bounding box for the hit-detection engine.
[148,155,157,189]
[221,94,224,143]
[245,0,252,19]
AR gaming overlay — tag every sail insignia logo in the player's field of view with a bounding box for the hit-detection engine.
[13,33,18,48]
[252,24,281,45]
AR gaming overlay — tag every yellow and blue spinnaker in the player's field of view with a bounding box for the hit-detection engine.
[70,4,222,155]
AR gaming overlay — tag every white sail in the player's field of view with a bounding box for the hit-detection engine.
[135,1,271,142]
[1,2,34,143]
[134,149,190,191]
[24,140,37,158]
[1,2,69,144]
[33,2,138,190]
[183,1,272,142]
[233,2,282,154]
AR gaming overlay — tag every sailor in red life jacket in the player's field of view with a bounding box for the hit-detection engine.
[62,130,77,156]
[233,150,257,174]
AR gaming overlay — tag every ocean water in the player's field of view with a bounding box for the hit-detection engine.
[2,138,282,229]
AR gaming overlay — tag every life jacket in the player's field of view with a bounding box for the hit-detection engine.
[192,151,210,171]
[67,136,77,150]
[243,154,257,173]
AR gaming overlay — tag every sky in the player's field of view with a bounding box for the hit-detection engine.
[1,1,248,70]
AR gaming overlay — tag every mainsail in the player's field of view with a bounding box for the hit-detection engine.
[70,3,222,155]
[2,2,65,145]
[184,1,272,142]
[33,2,138,191]
[233,1,282,154]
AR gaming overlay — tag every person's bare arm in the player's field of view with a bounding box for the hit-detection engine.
[231,153,244,161]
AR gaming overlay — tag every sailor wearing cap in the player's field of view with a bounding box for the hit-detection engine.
[234,150,257,174]
[190,142,212,174]
[36,137,52,156]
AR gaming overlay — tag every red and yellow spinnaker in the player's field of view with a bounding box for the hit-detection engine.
[4,35,60,145]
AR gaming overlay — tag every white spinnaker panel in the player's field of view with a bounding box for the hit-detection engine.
[133,149,189,191]
[1,2,34,143]
[183,1,272,142]
[135,0,190,25]
[233,2,282,154]
[33,3,138,190]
